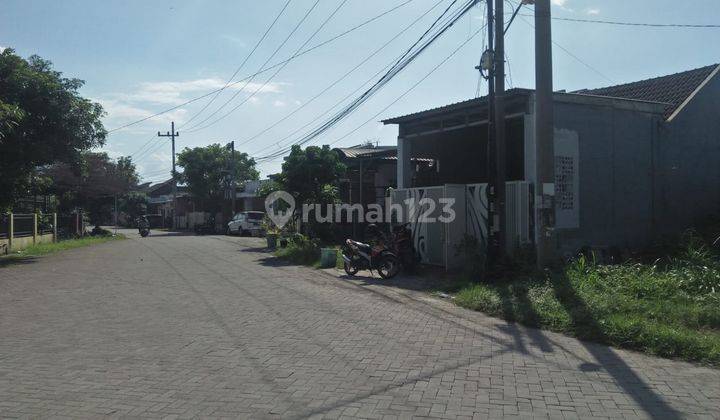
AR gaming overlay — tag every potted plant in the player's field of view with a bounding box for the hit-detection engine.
[261,217,279,249]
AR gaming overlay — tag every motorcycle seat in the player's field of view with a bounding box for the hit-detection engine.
[348,240,372,252]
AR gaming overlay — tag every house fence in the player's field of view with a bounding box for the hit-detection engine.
[1,213,59,255]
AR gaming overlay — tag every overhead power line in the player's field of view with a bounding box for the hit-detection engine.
[524,13,720,28]
[181,0,294,128]
[249,0,470,158]
[105,0,414,135]
[133,140,167,164]
[128,135,159,159]
[186,0,350,133]
[234,0,448,150]
[517,15,615,84]
[258,23,487,165]
[255,0,478,161]
[182,0,324,132]
[325,25,487,149]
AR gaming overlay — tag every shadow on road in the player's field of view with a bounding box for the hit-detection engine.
[0,256,38,269]
[548,272,682,419]
[200,235,685,418]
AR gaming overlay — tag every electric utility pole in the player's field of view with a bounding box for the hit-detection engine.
[158,121,179,229]
[534,0,556,266]
[494,0,507,256]
[227,141,237,215]
[479,0,498,260]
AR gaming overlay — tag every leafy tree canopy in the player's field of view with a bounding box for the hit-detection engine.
[118,191,149,221]
[177,143,259,208]
[0,48,107,209]
[278,145,345,206]
[45,152,140,223]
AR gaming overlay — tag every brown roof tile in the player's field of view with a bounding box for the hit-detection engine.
[573,64,718,118]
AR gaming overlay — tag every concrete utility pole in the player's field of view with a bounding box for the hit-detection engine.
[494,0,507,256]
[534,0,556,266]
[228,141,237,215]
[482,0,498,259]
[158,121,179,229]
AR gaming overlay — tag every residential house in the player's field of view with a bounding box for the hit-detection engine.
[383,64,720,267]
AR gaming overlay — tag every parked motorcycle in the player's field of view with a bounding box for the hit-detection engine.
[341,239,400,279]
[194,215,216,235]
[390,223,419,273]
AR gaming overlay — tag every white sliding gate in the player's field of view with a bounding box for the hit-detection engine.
[391,181,529,269]
[390,183,490,269]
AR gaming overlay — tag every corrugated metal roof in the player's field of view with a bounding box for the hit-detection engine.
[334,145,396,159]
[382,88,533,124]
[574,64,719,119]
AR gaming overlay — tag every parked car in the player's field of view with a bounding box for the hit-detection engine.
[227,211,265,236]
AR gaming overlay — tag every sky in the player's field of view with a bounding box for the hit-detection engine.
[2,0,719,182]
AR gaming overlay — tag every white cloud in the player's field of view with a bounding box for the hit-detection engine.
[115,78,283,106]
[150,151,172,164]
[96,97,188,127]
[552,0,573,11]
[586,8,600,15]
[273,100,286,107]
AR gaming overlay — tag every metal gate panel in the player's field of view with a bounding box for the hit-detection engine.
[392,184,490,269]
[444,184,467,268]
[390,186,445,266]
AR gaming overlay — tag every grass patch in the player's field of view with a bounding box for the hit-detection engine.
[274,234,321,266]
[1,234,125,266]
[273,234,342,269]
[446,233,720,366]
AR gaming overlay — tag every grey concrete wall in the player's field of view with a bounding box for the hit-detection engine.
[656,73,720,233]
[553,100,661,256]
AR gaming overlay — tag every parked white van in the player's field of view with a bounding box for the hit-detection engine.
[226,211,265,236]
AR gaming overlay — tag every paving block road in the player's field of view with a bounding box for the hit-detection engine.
[0,230,718,419]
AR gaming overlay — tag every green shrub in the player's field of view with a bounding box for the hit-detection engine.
[276,233,321,266]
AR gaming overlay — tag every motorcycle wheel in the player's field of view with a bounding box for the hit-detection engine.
[344,261,359,276]
[140,230,149,238]
[378,255,400,279]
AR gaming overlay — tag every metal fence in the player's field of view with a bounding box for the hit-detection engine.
[12,214,35,238]
[0,214,8,240]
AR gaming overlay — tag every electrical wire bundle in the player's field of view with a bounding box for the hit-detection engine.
[253,0,480,162]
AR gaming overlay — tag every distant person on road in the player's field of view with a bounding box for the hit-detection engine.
[137,215,149,229]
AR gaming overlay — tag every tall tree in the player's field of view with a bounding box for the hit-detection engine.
[177,143,259,210]
[0,49,107,209]
[277,145,345,241]
[46,152,140,224]
[279,145,346,207]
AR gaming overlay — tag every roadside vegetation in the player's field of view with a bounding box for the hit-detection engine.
[275,234,322,266]
[1,234,124,266]
[272,232,344,269]
[445,228,720,366]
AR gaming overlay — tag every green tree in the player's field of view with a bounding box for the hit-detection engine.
[277,145,345,241]
[0,49,107,209]
[46,152,140,224]
[278,145,345,207]
[118,191,149,221]
[177,143,259,210]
